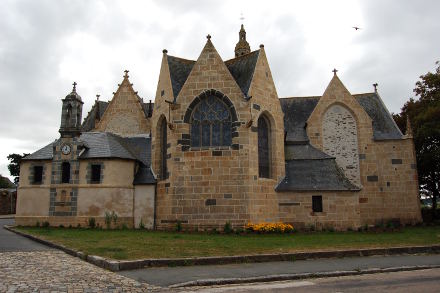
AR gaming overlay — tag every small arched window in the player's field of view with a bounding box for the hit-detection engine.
[61,162,70,184]
[258,116,270,178]
[160,118,167,180]
[191,96,232,147]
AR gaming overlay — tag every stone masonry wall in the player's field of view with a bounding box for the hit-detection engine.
[153,39,256,230]
[246,46,285,224]
[306,75,421,226]
[323,104,361,186]
[277,191,360,230]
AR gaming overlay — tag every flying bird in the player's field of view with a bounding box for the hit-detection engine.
[353,26,361,31]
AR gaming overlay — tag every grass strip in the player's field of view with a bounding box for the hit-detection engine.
[16,226,440,260]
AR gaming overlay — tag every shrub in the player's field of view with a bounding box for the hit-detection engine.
[176,221,182,232]
[42,221,50,228]
[77,223,81,228]
[121,223,128,230]
[139,219,145,229]
[58,224,64,228]
[245,222,294,234]
[224,222,233,234]
[88,217,96,228]
[35,221,40,228]
[104,211,112,229]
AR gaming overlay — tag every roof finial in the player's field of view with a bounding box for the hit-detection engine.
[124,70,129,78]
[373,83,378,92]
[72,81,77,92]
[332,68,338,76]
[206,34,211,40]
[96,94,100,101]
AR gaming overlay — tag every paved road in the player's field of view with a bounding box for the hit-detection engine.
[120,254,440,287]
[0,218,156,292]
[178,268,440,293]
[0,218,52,252]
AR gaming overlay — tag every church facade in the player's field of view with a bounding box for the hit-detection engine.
[16,26,422,230]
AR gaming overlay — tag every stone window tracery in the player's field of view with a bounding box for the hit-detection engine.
[190,96,232,147]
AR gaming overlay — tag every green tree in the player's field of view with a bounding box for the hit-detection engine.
[7,153,30,185]
[393,61,440,219]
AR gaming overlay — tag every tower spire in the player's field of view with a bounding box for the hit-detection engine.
[234,23,251,57]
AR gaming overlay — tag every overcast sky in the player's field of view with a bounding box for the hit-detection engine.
[1,0,439,180]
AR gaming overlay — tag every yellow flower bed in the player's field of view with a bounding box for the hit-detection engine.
[245,222,294,234]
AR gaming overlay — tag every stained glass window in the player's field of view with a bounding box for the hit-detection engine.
[191,96,232,147]
[258,116,270,178]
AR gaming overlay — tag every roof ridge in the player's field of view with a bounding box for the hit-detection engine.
[224,49,259,64]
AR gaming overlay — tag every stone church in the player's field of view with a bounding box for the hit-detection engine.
[16,25,422,230]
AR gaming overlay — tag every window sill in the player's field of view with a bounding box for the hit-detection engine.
[190,146,231,151]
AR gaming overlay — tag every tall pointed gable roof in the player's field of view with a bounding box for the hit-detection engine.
[177,35,244,100]
[307,72,372,129]
[94,70,151,136]
[167,55,195,101]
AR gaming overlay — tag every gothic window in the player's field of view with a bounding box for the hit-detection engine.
[160,118,167,180]
[190,96,232,147]
[258,116,270,178]
[61,162,70,184]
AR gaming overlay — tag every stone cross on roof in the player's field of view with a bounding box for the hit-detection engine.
[373,83,378,92]
[72,81,77,92]
[332,68,338,76]
[124,70,129,78]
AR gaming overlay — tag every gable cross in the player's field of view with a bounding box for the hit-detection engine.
[332,68,338,76]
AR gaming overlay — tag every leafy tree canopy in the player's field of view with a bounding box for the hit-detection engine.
[393,61,440,218]
[7,153,30,185]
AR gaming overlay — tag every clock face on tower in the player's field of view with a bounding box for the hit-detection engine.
[61,144,71,155]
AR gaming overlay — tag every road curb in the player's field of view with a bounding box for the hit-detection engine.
[4,225,440,272]
[168,265,440,288]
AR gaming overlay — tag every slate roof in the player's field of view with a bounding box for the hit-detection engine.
[81,101,108,132]
[167,55,196,100]
[354,93,403,140]
[23,132,156,184]
[280,97,319,143]
[278,143,358,191]
[284,144,333,160]
[280,92,403,143]
[23,142,54,160]
[276,155,360,192]
[133,164,156,185]
[225,50,260,96]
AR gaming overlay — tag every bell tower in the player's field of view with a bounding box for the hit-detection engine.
[59,82,83,138]
[234,24,251,57]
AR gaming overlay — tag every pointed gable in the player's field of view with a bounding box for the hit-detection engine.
[95,71,151,136]
[177,37,244,103]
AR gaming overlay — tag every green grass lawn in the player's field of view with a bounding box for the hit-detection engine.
[16,226,440,260]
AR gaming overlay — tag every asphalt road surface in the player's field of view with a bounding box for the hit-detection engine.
[0,218,52,252]
[178,268,440,292]
[120,254,440,287]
